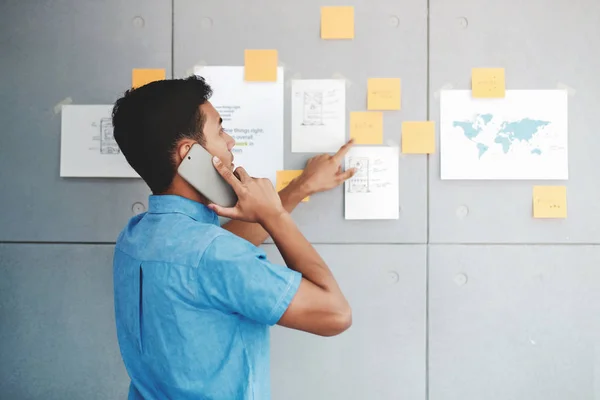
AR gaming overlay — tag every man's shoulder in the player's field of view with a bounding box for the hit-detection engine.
[115,212,239,268]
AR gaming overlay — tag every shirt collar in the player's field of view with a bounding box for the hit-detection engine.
[147,195,219,225]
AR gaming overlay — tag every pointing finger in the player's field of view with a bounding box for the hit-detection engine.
[332,138,355,163]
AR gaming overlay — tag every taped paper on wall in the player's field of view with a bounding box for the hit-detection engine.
[60,105,139,178]
[440,90,568,180]
[291,79,346,153]
[195,66,283,185]
[344,146,399,220]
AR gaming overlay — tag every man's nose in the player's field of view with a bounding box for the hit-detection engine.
[226,134,235,150]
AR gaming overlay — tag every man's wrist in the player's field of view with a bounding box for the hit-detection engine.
[258,209,292,232]
[286,177,313,200]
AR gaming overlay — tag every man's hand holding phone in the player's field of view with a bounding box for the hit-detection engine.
[209,157,286,225]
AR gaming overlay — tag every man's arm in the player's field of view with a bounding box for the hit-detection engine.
[208,148,355,337]
[221,139,356,246]
[261,210,351,336]
[221,179,308,247]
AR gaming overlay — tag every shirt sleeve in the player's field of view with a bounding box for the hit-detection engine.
[197,233,302,325]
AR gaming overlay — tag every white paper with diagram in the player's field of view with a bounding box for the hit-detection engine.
[440,90,568,180]
[60,104,139,178]
[291,79,346,153]
[344,146,399,220]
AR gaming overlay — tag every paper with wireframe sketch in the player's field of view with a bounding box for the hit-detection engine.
[291,79,346,153]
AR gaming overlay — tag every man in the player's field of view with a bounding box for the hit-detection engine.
[112,76,356,400]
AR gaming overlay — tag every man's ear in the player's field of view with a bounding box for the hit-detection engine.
[175,139,197,162]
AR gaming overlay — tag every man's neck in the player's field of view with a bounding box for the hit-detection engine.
[161,176,209,206]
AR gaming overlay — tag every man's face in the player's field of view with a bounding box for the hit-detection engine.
[199,102,235,169]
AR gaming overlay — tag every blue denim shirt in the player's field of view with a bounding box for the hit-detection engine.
[113,195,302,399]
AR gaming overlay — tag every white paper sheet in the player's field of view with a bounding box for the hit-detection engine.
[291,79,346,153]
[195,66,284,186]
[60,105,139,178]
[344,146,399,220]
[440,90,568,180]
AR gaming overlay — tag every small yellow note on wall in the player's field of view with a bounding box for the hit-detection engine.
[276,170,309,202]
[244,49,278,82]
[472,67,505,98]
[368,78,401,110]
[350,112,383,144]
[533,186,567,218]
[321,6,354,39]
[401,121,435,154]
[132,68,166,89]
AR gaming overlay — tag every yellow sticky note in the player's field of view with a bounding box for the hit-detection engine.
[368,78,401,110]
[350,112,383,144]
[276,170,309,202]
[533,186,567,219]
[472,68,505,98]
[132,68,166,89]
[321,6,354,39]
[402,121,435,154]
[244,49,278,81]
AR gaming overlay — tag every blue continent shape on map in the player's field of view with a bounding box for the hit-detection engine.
[452,114,549,159]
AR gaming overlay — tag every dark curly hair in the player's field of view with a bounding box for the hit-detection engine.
[112,76,213,193]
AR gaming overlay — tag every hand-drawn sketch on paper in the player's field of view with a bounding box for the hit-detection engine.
[292,79,346,153]
[344,146,399,220]
[347,157,370,193]
[301,91,324,126]
[100,118,120,154]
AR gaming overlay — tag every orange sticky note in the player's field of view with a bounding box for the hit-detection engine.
[244,49,278,81]
[132,68,166,89]
[402,121,435,154]
[368,78,401,110]
[350,112,383,144]
[533,186,567,219]
[276,170,309,202]
[321,6,354,39]
[472,68,505,98]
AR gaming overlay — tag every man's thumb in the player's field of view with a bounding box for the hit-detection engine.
[339,167,357,181]
[208,203,240,219]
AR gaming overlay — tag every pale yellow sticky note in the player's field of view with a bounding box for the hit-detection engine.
[276,170,309,202]
[368,78,401,110]
[350,112,383,144]
[244,49,278,81]
[402,121,435,154]
[321,6,354,39]
[472,68,505,98]
[533,186,567,219]
[132,69,166,89]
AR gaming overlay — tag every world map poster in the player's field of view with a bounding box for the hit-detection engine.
[440,90,568,180]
